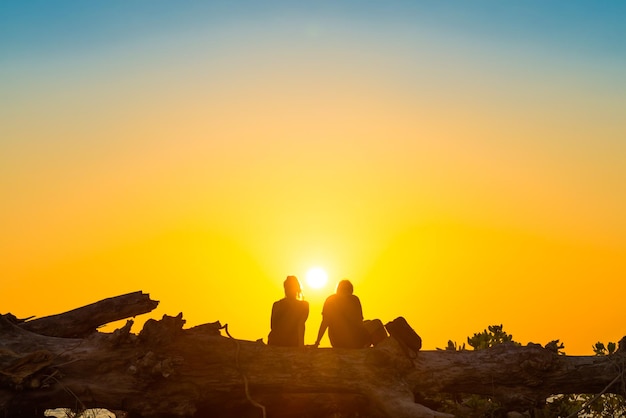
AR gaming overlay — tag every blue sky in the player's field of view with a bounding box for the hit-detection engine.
[2,1,625,61]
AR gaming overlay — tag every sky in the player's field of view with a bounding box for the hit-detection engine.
[1,1,625,355]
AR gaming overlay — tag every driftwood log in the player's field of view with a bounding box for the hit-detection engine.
[1,292,625,418]
[18,291,159,338]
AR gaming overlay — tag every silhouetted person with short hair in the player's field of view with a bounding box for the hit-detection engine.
[268,275,309,347]
[314,279,369,349]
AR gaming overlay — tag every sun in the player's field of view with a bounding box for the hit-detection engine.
[305,267,328,289]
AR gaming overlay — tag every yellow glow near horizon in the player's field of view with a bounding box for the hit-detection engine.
[306,267,328,289]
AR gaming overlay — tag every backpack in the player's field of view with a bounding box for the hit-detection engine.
[384,316,422,356]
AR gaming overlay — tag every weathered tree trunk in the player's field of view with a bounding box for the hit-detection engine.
[1,293,624,418]
[17,291,159,338]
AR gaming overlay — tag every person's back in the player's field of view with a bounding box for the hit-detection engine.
[315,279,368,349]
[323,293,367,348]
[268,276,309,347]
[268,297,309,347]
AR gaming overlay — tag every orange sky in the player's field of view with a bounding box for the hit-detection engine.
[1,2,625,354]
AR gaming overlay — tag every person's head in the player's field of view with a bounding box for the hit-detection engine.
[336,279,353,296]
[284,275,303,300]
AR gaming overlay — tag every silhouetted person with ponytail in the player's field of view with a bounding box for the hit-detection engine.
[314,279,369,349]
[268,275,309,347]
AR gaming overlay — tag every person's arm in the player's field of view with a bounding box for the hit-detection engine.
[355,296,364,320]
[314,317,328,347]
[270,302,278,329]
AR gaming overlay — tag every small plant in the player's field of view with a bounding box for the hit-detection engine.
[593,341,617,356]
[437,339,466,351]
[467,324,519,350]
[544,394,585,417]
[544,339,566,355]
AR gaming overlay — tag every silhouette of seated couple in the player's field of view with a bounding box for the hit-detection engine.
[267,275,372,349]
